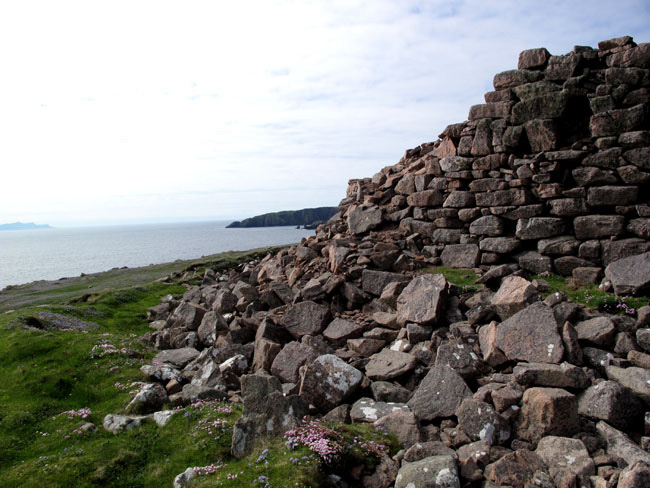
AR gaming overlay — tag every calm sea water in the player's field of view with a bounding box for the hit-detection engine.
[0,221,313,289]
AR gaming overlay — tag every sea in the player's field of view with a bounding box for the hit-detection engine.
[0,221,314,290]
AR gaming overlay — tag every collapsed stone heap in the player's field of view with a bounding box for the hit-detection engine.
[337,35,650,284]
[113,37,650,487]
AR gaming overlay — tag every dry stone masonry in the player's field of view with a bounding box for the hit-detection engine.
[120,36,650,487]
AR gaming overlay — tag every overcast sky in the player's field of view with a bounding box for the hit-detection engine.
[1,1,649,226]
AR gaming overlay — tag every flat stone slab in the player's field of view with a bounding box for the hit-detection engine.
[606,365,650,405]
[365,349,418,380]
[152,347,200,368]
[605,251,650,295]
[350,397,410,422]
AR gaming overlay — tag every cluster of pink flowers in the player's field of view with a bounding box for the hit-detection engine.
[196,418,229,439]
[284,420,344,465]
[193,463,223,476]
[51,408,91,421]
[350,436,389,458]
[63,428,84,439]
[617,300,636,315]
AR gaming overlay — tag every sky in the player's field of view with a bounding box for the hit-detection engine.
[1,1,649,226]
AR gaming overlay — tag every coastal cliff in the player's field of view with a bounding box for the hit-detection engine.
[226,207,338,228]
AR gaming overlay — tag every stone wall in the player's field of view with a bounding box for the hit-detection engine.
[329,36,650,284]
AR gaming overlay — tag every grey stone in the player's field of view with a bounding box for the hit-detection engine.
[348,204,382,235]
[394,455,460,488]
[535,436,594,485]
[440,244,480,268]
[596,421,650,466]
[495,302,564,364]
[280,301,330,339]
[397,274,448,326]
[299,354,363,412]
[514,362,589,389]
[323,318,365,346]
[103,414,150,433]
[605,251,650,295]
[606,365,650,405]
[350,397,409,422]
[515,217,565,240]
[469,215,505,236]
[578,380,644,430]
[361,269,409,296]
[408,365,471,422]
[575,316,617,346]
[152,347,200,368]
[456,398,510,446]
[365,349,418,381]
[231,372,305,458]
[371,381,413,403]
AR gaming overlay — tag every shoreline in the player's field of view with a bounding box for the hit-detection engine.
[0,245,288,313]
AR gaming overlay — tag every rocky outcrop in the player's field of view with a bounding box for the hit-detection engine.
[127,36,650,487]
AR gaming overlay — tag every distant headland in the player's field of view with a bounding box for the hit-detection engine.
[0,222,53,231]
[226,207,338,228]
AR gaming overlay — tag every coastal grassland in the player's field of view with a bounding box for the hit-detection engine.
[0,247,284,313]
[0,247,397,487]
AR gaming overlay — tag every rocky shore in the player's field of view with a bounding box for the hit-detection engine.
[109,36,650,487]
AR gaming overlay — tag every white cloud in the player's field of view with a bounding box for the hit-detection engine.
[0,0,649,225]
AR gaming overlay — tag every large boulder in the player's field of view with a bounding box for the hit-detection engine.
[348,204,382,235]
[605,251,650,295]
[270,341,318,384]
[152,347,200,368]
[408,365,471,422]
[299,354,363,412]
[231,372,306,458]
[491,276,539,320]
[535,437,594,487]
[514,387,579,444]
[495,302,564,363]
[578,380,644,430]
[397,274,448,326]
[280,301,330,339]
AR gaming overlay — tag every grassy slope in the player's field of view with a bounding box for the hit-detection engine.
[0,248,285,313]
[0,249,396,488]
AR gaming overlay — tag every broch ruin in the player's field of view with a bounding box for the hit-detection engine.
[109,36,650,487]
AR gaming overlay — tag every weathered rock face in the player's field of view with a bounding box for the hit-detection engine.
[299,354,363,412]
[396,274,448,326]
[231,372,306,458]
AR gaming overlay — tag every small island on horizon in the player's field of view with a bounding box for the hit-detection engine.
[0,222,53,231]
[226,206,338,229]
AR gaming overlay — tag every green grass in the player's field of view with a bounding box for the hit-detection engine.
[421,266,480,292]
[0,248,397,487]
[532,273,650,314]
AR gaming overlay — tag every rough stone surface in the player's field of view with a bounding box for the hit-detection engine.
[491,276,539,320]
[280,301,330,339]
[514,387,579,444]
[365,349,418,380]
[394,455,461,488]
[456,398,510,446]
[578,380,644,430]
[299,354,363,412]
[495,302,564,364]
[396,274,448,326]
[605,251,650,295]
[535,436,594,485]
[408,365,471,422]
